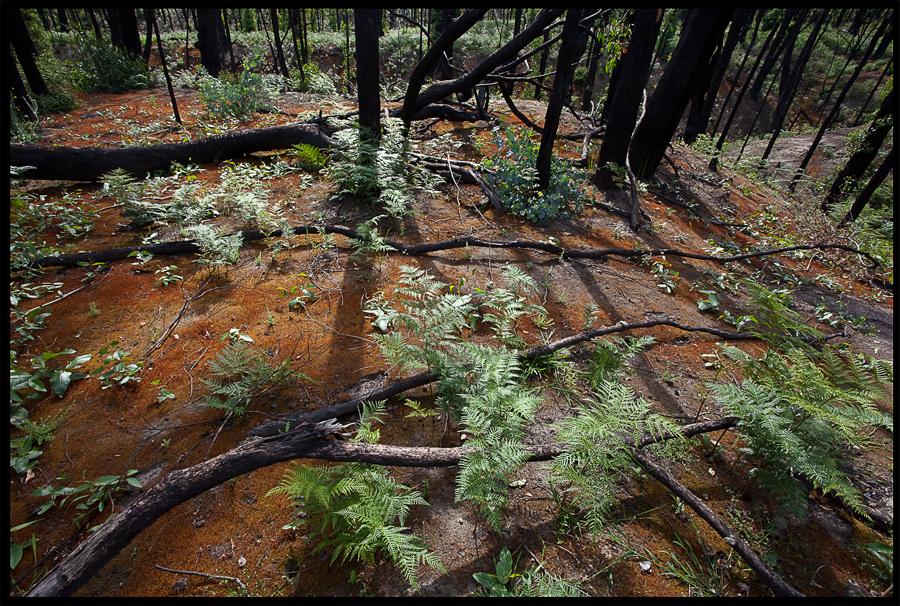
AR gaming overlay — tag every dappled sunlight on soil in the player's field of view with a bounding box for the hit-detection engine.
[10,86,892,598]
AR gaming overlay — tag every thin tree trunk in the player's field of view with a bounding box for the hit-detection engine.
[789,14,891,194]
[711,9,764,138]
[852,57,892,126]
[537,9,587,190]
[355,9,383,140]
[150,9,181,126]
[270,8,289,77]
[838,148,894,226]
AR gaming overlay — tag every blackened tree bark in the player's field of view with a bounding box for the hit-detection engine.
[533,28,551,101]
[838,148,894,226]
[9,7,50,97]
[56,8,69,32]
[432,9,459,80]
[107,9,143,58]
[711,9,764,138]
[9,49,37,121]
[748,9,799,101]
[195,8,228,77]
[149,8,181,125]
[400,8,490,127]
[221,9,236,72]
[760,10,828,162]
[629,9,733,180]
[821,89,894,213]
[537,9,588,190]
[407,9,566,120]
[87,9,103,40]
[141,9,153,66]
[594,8,662,188]
[355,8,383,141]
[852,57,892,126]
[270,8,289,78]
[789,13,892,193]
[683,8,752,144]
[36,8,51,31]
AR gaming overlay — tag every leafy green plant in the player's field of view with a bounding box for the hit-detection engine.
[198,53,272,119]
[32,470,142,530]
[200,340,301,415]
[71,38,153,93]
[584,336,656,389]
[473,546,586,596]
[548,380,681,534]
[87,302,100,317]
[711,342,892,521]
[650,260,681,294]
[653,517,741,597]
[484,126,590,225]
[181,224,243,269]
[269,402,444,590]
[153,265,182,289]
[92,342,143,388]
[324,117,443,219]
[290,143,328,172]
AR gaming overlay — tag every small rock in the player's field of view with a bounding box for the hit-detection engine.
[237,555,246,567]
[173,577,188,593]
[639,561,652,574]
[736,582,749,594]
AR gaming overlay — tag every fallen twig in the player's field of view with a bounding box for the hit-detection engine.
[155,564,248,597]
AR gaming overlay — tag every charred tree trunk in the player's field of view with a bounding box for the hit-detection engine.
[838,148,894,226]
[629,9,733,180]
[762,10,827,161]
[409,9,566,119]
[195,8,228,77]
[107,8,143,58]
[711,9,764,138]
[10,122,338,182]
[789,13,892,193]
[150,9,181,125]
[141,9,153,66]
[537,9,587,190]
[9,8,50,97]
[9,49,37,121]
[594,8,662,188]
[355,8,383,140]
[821,89,894,213]
[400,9,490,127]
[748,9,799,101]
[270,9,289,78]
[683,8,752,144]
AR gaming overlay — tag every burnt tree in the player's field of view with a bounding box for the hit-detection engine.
[9,7,50,97]
[838,148,894,227]
[536,9,588,190]
[107,8,143,58]
[821,89,894,214]
[354,8,383,140]
[628,9,733,180]
[195,8,229,77]
[789,12,893,193]
[594,8,662,188]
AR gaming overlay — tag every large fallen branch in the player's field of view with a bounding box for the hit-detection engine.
[26,412,740,597]
[19,219,883,272]
[10,122,339,182]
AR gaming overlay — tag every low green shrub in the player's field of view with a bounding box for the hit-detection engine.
[484,127,590,225]
[71,38,154,93]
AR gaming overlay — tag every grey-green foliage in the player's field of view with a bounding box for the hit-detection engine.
[181,224,243,268]
[584,335,657,389]
[268,402,444,590]
[484,126,590,225]
[364,265,549,531]
[548,380,682,534]
[200,341,299,415]
[473,545,587,597]
[712,343,892,521]
[324,117,444,219]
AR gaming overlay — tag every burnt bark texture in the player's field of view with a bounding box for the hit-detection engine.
[107,8,143,58]
[748,9,799,101]
[594,8,662,187]
[9,7,50,97]
[839,148,894,226]
[821,89,894,213]
[9,48,37,121]
[536,9,588,190]
[629,9,734,180]
[354,8,383,139]
[789,12,892,192]
[10,122,338,182]
[683,8,753,145]
[195,8,229,77]
[400,9,490,127]
[407,9,567,121]
[270,8,289,78]
[762,10,828,161]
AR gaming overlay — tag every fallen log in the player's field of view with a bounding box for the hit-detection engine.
[24,412,739,597]
[10,122,339,182]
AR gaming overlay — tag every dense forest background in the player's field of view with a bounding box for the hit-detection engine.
[9,7,894,599]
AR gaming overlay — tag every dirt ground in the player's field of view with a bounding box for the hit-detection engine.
[9,84,893,598]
